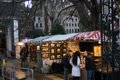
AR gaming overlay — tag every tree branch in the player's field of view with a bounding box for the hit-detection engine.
[54,4,75,23]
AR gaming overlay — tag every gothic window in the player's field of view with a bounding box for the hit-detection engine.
[69,23,71,27]
[72,29,74,33]
[36,23,38,28]
[75,18,77,21]
[38,17,40,21]
[40,23,42,27]
[75,23,77,27]
[72,23,74,27]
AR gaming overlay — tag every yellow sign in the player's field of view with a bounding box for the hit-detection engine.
[94,46,101,57]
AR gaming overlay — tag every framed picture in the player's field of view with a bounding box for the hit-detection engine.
[57,54,61,59]
[50,55,55,59]
[42,48,48,52]
[42,43,48,46]
[63,43,66,47]
[51,49,55,53]
[63,48,66,52]
[51,43,55,47]
[42,54,49,58]
[57,49,61,53]
[57,44,61,47]
[94,46,101,57]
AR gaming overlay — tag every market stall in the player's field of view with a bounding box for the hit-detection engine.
[42,33,78,60]
[41,33,79,73]
[68,31,117,80]
[41,31,105,63]
[26,31,107,74]
[26,36,51,67]
[67,31,103,55]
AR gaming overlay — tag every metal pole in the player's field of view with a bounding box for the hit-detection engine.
[100,0,104,80]
[37,45,43,73]
[64,67,68,80]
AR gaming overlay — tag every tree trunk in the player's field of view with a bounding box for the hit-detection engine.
[44,6,49,35]
[69,0,100,31]
[75,2,92,31]
[91,0,99,30]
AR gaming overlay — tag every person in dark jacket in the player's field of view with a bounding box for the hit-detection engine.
[20,47,28,67]
[0,52,5,76]
[61,54,71,80]
[85,52,95,80]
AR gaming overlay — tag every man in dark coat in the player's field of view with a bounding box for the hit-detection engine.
[85,52,95,80]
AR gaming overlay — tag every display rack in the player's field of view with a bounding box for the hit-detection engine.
[49,41,67,60]
[41,42,49,59]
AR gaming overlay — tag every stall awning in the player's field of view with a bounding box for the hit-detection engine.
[27,36,50,44]
[68,31,108,41]
[43,33,78,42]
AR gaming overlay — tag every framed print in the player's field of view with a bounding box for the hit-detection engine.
[63,48,66,52]
[63,43,66,47]
[42,54,49,58]
[51,43,55,47]
[94,46,101,57]
[51,49,55,53]
[57,44,61,47]
[57,49,61,53]
[42,48,48,52]
[50,55,55,59]
[57,54,61,59]
[42,43,48,46]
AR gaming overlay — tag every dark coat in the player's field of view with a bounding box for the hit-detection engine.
[85,56,95,70]
[20,48,28,61]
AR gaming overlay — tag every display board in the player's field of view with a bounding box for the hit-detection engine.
[49,41,67,60]
[41,41,67,60]
[41,42,49,59]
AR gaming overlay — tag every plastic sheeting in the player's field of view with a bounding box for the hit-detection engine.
[28,36,50,44]
[43,33,78,42]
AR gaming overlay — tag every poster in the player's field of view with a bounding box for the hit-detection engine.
[94,46,101,57]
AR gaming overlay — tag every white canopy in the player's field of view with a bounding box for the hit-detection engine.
[28,36,50,44]
[43,33,78,42]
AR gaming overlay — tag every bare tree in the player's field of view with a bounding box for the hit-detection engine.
[69,0,100,31]
[24,0,100,34]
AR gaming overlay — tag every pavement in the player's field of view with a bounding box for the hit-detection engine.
[34,73,64,80]
[4,59,66,80]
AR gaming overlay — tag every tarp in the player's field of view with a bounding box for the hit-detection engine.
[68,31,108,41]
[27,36,50,44]
[43,33,78,42]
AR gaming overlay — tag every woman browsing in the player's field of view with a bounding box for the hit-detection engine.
[70,51,81,80]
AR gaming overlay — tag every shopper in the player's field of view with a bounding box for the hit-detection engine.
[0,52,5,76]
[70,51,81,80]
[61,54,71,80]
[85,52,95,80]
[20,47,28,67]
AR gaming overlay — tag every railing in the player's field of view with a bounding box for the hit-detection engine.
[1,65,34,80]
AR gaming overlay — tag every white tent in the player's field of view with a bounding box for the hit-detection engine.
[43,33,78,42]
[27,36,50,44]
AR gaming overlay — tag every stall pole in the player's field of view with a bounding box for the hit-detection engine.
[64,67,68,80]
[63,54,69,80]
[37,45,43,73]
